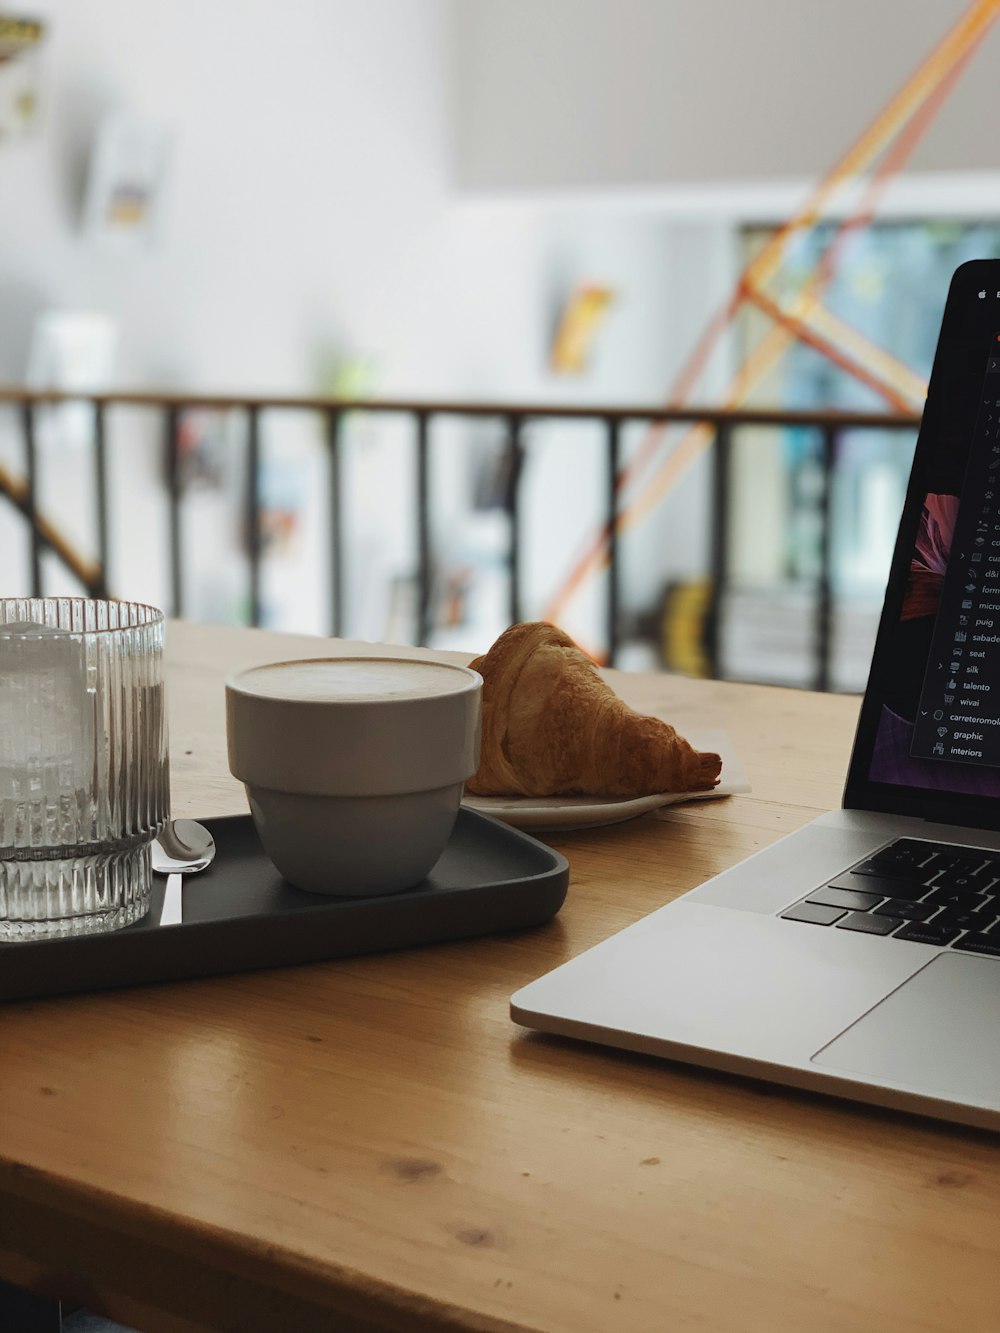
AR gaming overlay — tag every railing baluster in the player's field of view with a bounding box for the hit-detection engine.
[326,408,344,637]
[93,400,110,597]
[815,425,838,693]
[505,413,523,626]
[606,416,621,665]
[20,402,41,597]
[705,421,732,680]
[165,406,183,618]
[415,411,431,646]
[246,405,262,627]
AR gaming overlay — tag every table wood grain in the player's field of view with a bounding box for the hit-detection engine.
[1,621,997,1333]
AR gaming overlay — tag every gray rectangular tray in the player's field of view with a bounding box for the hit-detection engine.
[0,808,569,1002]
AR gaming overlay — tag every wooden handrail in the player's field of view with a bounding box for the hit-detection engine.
[0,387,922,430]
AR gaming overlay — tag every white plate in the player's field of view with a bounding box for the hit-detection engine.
[462,731,749,833]
[463,789,689,831]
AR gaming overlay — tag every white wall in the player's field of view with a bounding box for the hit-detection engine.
[0,0,465,630]
[451,0,998,193]
[0,0,456,393]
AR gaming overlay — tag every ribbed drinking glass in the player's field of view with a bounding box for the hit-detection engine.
[0,598,169,940]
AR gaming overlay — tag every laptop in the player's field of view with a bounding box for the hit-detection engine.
[511,258,1000,1132]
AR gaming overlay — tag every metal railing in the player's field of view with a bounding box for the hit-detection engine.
[0,388,922,689]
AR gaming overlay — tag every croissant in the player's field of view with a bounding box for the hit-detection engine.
[466,622,722,798]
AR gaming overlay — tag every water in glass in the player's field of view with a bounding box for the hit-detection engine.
[0,598,169,940]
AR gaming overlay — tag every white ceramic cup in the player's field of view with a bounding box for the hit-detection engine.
[225,656,482,895]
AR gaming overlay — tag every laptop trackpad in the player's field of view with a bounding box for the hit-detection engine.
[812,954,1000,1103]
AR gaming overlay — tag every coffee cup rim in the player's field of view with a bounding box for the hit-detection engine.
[225,655,481,706]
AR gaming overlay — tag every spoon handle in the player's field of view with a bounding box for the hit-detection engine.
[159,873,183,927]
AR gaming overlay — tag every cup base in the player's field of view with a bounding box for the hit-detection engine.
[247,783,464,896]
[0,843,153,941]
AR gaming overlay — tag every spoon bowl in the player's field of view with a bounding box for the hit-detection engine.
[153,819,217,876]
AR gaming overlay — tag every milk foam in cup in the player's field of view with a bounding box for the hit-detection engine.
[226,656,482,895]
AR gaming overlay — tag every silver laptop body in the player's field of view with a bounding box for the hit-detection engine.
[512,261,1000,1131]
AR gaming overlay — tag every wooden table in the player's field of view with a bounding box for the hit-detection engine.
[1,621,998,1333]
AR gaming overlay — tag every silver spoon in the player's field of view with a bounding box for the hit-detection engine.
[152,819,217,927]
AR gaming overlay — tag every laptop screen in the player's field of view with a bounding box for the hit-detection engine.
[847,258,1000,823]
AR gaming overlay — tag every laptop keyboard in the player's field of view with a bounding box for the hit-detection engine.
[780,838,1000,956]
